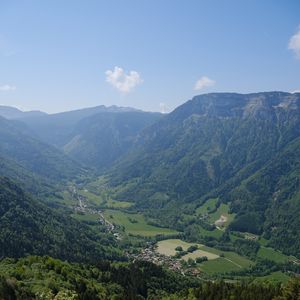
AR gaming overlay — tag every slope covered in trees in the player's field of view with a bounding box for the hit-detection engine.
[0,116,85,185]
[103,92,300,257]
[63,111,161,170]
[0,177,121,262]
[1,255,298,300]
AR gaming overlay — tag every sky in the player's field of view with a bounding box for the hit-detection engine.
[0,0,300,114]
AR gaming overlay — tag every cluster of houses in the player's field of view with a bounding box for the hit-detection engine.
[128,243,201,276]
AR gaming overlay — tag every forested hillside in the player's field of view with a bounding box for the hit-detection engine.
[63,111,161,169]
[0,177,121,262]
[228,137,300,255]
[104,92,300,257]
[0,116,85,185]
[0,255,298,300]
[9,106,162,171]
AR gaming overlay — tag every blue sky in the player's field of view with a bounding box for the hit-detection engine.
[0,0,299,113]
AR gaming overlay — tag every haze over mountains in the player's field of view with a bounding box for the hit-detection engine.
[1,92,300,298]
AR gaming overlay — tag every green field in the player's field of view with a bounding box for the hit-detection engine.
[257,247,290,263]
[198,225,223,238]
[200,257,243,274]
[78,189,133,209]
[254,271,290,283]
[183,249,219,260]
[196,198,218,215]
[103,210,178,236]
[156,239,204,256]
[156,239,252,274]
[155,239,253,272]
[196,199,235,227]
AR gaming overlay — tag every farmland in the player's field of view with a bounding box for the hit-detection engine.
[103,209,178,236]
[156,239,253,274]
[196,198,235,227]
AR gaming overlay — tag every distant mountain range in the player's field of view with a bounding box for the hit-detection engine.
[0,115,85,192]
[0,104,161,171]
[0,105,47,119]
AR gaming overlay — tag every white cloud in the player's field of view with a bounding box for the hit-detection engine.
[194,76,215,91]
[0,84,16,91]
[105,66,143,93]
[288,27,300,59]
[291,90,300,93]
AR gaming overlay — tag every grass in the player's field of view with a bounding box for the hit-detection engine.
[78,189,133,209]
[60,190,75,206]
[196,199,235,227]
[201,246,252,267]
[196,198,218,215]
[156,239,203,256]
[254,271,290,284]
[103,210,178,236]
[156,239,253,272]
[197,226,223,239]
[200,257,244,274]
[209,203,236,224]
[182,249,219,260]
[257,247,290,263]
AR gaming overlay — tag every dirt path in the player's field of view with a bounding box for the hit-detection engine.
[224,258,242,268]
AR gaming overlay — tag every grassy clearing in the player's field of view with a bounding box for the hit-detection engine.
[60,190,75,206]
[196,198,218,215]
[200,257,243,274]
[156,239,203,256]
[210,203,236,224]
[103,210,178,236]
[156,239,252,272]
[257,247,290,263]
[196,225,223,239]
[78,189,133,209]
[196,199,235,227]
[254,271,290,283]
[183,249,219,261]
[201,245,252,268]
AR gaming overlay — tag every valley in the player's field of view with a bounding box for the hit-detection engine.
[57,179,298,282]
[1,92,300,299]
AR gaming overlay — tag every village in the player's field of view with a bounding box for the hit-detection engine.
[127,243,201,277]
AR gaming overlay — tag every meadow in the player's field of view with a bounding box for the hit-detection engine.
[156,239,253,273]
[103,209,178,236]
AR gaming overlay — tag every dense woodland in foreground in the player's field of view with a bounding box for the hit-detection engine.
[0,256,300,300]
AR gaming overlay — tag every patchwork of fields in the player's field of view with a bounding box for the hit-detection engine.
[156,239,253,273]
[103,209,178,236]
[64,189,293,280]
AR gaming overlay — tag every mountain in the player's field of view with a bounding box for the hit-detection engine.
[104,92,300,256]
[108,92,300,204]
[0,116,85,187]
[18,104,141,147]
[63,111,162,169]
[0,176,121,261]
[17,105,162,170]
[0,105,47,119]
[227,136,300,255]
